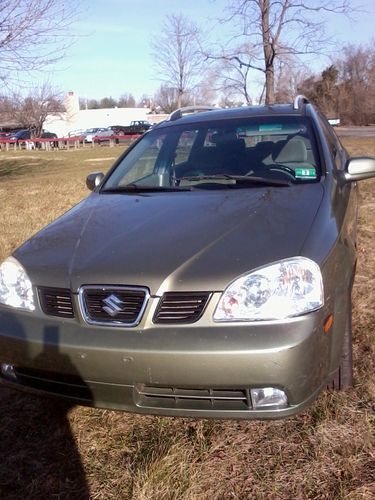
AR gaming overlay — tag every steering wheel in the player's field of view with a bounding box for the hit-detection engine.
[268,164,296,180]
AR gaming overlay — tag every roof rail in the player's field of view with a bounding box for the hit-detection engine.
[168,106,218,122]
[293,95,310,110]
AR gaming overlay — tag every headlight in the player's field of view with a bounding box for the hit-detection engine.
[213,257,323,322]
[0,257,35,311]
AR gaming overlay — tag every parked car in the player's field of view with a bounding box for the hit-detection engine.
[40,131,58,140]
[67,129,85,138]
[1,97,375,420]
[36,131,58,149]
[8,129,31,142]
[8,129,57,143]
[83,128,106,143]
[93,127,128,144]
[119,120,152,135]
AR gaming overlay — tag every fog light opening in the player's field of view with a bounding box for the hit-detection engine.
[1,363,17,381]
[251,387,288,410]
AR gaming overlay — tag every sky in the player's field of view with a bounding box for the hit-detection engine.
[37,0,375,102]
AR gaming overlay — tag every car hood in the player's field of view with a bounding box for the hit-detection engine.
[15,185,324,294]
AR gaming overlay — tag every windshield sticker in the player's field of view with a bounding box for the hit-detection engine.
[259,124,283,132]
[294,167,317,179]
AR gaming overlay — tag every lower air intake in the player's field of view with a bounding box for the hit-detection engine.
[13,367,92,401]
[135,385,252,411]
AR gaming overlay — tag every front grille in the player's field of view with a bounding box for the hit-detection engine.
[38,287,74,318]
[135,385,252,411]
[13,367,93,401]
[79,286,149,326]
[153,292,211,324]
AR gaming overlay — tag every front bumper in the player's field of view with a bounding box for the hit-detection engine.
[0,297,331,419]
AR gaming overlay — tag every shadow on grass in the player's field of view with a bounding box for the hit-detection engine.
[0,390,90,499]
[0,160,43,178]
[0,320,91,499]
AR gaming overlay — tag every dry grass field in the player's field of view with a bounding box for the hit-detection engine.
[0,139,374,499]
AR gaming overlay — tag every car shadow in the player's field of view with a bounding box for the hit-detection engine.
[0,316,91,499]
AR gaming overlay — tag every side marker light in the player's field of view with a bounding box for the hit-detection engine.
[324,314,334,334]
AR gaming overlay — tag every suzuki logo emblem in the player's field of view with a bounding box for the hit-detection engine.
[102,294,125,317]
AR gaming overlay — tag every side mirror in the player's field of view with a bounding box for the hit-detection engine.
[344,157,375,182]
[86,172,104,191]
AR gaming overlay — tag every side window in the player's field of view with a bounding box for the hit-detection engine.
[105,132,168,187]
[328,124,347,171]
[175,130,198,165]
[317,114,343,170]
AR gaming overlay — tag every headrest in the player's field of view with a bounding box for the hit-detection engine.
[211,132,239,145]
[273,138,307,163]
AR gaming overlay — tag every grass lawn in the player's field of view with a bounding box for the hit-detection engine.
[0,140,374,499]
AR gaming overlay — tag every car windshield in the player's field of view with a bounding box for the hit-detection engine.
[102,116,320,191]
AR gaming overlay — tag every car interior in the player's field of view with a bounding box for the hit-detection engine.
[104,119,319,189]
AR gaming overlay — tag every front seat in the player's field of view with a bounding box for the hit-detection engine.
[272,138,308,166]
[216,133,247,174]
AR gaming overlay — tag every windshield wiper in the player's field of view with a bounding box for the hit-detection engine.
[177,174,291,187]
[101,184,193,193]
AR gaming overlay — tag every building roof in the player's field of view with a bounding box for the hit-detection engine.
[44,107,155,136]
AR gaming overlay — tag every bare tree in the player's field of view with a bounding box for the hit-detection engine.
[154,84,184,113]
[0,0,78,83]
[296,65,340,115]
[217,0,354,104]
[118,93,136,108]
[137,94,153,110]
[12,83,63,136]
[337,45,375,125]
[99,97,117,109]
[207,44,258,104]
[295,42,375,125]
[274,56,308,103]
[87,99,100,110]
[152,13,203,108]
[154,79,217,113]
[218,59,252,105]
[189,71,218,106]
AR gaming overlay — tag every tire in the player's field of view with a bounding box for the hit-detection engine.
[328,299,353,390]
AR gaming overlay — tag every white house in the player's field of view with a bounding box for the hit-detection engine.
[44,91,160,137]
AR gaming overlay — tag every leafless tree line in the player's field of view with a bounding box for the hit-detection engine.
[151,2,367,115]
[0,84,63,136]
[297,45,375,125]
[0,0,371,130]
[80,0,363,120]
[79,94,137,110]
[89,40,375,126]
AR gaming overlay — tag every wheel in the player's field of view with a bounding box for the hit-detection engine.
[328,300,353,390]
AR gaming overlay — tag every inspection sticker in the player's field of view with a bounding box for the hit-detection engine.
[294,167,317,179]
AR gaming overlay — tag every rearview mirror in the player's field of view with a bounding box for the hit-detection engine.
[86,172,104,191]
[345,157,375,182]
